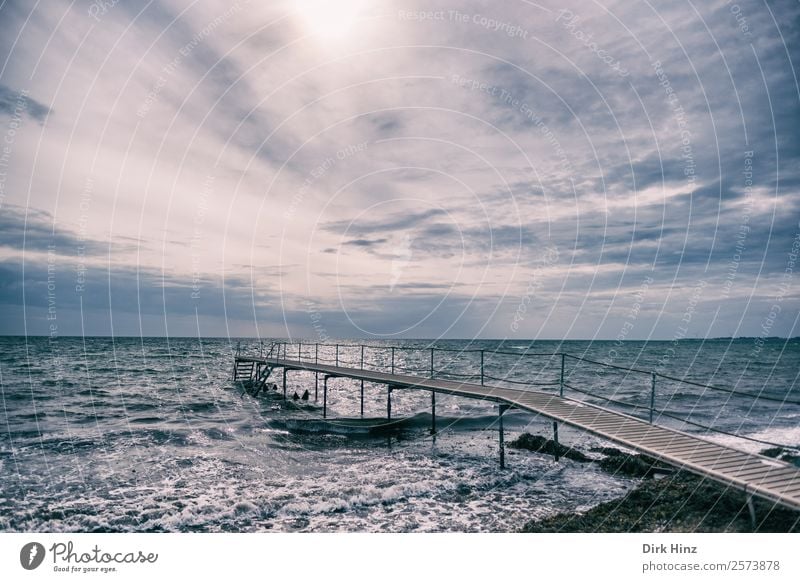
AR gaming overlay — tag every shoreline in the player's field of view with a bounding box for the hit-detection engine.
[510,434,800,533]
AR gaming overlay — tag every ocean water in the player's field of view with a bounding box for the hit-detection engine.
[0,336,797,532]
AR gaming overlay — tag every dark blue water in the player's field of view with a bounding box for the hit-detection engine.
[0,337,797,532]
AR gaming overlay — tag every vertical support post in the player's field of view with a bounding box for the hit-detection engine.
[430,391,436,435]
[480,350,485,385]
[553,421,560,462]
[430,348,434,378]
[335,344,339,367]
[499,404,508,469]
[259,341,263,358]
[360,345,365,417]
[560,353,565,397]
[650,372,656,424]
[387,385,393,420]
[315,343,319,402]
[323,376,328,419]
[282,368,287,399]
[746,494,757,531]
[391,347,395,375]
[298,341,302,362]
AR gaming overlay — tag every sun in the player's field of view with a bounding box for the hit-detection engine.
[295,0,365,42]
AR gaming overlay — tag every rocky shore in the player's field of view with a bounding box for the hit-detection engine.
[508,433,800,533]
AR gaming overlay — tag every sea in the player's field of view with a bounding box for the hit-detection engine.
[1,336,798,532]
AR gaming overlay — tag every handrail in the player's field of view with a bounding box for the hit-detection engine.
[563,353,800,405]
[251,341,799,427]
[263,341,798,400]
[238,340,798,451]
[652,372,797,404]
[278,342,794,400]
[564,382,798,451]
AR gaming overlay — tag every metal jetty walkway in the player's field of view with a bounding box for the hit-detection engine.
[232,343,800,514]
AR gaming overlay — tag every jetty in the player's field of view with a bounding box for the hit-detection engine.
[232,342,800,518]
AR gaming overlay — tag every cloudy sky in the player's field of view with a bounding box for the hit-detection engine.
[0,0,798,339]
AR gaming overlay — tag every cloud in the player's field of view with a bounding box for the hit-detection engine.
[322,209,447,237]
[0,0,798,338]
[0,254,278,336]
[0,84,50,122]
[0,205,108,255]
[343,237,388,248]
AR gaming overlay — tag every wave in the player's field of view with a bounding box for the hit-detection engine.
[703,425,800,454]
[277,480,438,517]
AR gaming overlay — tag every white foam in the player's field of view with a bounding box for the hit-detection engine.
[702,425,800,454]
[277,477,440,517]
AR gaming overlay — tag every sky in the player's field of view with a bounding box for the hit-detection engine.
[0,0,798,340]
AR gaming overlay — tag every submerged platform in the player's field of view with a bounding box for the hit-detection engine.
[279,416,419,436]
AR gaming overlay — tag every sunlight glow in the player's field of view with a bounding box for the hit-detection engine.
[295,0,365,42]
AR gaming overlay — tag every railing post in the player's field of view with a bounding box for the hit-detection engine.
[650,372,656,423]
[560,353,565,397]
[282,368,287,400]
[387,385,393,420]
[430,347,434,378]
[480,350,485,386]
[391,347,395,375]
[298,341,302,362]
[315,343,319,402]
[335,344,339,367]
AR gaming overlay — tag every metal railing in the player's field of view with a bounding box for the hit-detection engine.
[233,340,800,450]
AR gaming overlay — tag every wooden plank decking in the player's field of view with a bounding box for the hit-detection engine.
[236,355,800,512]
